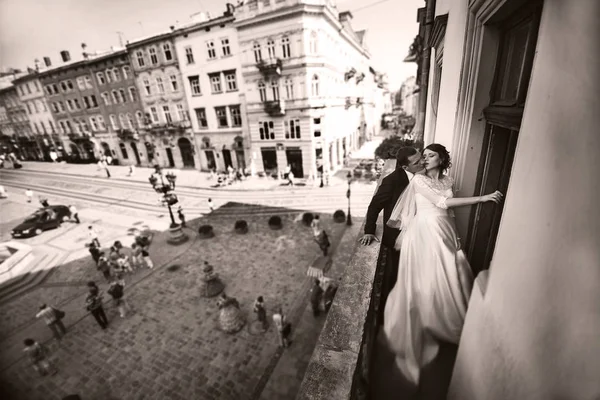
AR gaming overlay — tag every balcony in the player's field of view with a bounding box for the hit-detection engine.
[345,97,354,109]
[264,100,285,116]
[256,58,283,77]
[68,132,93,142]
[116,129,139,141]
[146,120,192,134]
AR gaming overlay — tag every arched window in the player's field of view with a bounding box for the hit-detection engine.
[311,74,319,97]
[271,80,280,101]
[135,111,144,127]
[309,31,318,54]
[266,39,275,59]
[258,81,267,102]
[109,115,118,131]
[281,36,291,58]
[127,113,135,129]
[253,42,262,63]
[284,78,294,100]
[119,114,127,129]
[106,69,114,83]
[97,115,106,130]
[119,142,129,159]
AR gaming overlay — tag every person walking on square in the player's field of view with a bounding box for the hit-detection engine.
[208,198,214,213]
[273,308,291,348]
[130,243,142,270]
[89,244,101,265]
[108,275,130,318]
[254,296,268,331]
[311,215,330,257]
[69,205,80,223]
[141,247,154,269]
[310,279,324,317]
[35,304,67,340]
[25,188,33,203]
[39,196,50,207]
[177,206,186,227]
[88,226,100,248]
[23,338,57,376]
[85,284,108,329]
[96,252,111,282]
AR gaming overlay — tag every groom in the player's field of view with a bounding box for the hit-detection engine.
[359,146,424,312]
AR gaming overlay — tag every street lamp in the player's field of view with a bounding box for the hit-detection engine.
[346,171,353,226]
[148,165,188,245]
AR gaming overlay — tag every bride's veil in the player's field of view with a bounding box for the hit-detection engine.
[386,178,418,250]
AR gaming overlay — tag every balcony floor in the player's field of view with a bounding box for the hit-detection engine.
[369,326,457,400]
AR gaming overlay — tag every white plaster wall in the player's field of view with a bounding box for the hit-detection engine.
[449,1,600,399]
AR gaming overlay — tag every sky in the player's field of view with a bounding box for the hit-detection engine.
[0,0,421,90]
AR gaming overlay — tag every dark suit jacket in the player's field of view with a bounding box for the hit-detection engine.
[364,168,410,249]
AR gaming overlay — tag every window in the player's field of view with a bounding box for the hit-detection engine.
[162,105,173,123]
[136,51,145,67]
[83,96,91,109]
[113,68,121,81]
[267,39,276,59]
[122,66,131,79]
[163,43,173,61]
[195,108,208,128]
[119,89,127,103]
[90,117,99,131]
[97,116,106,130]
[224,71,237,91]
[40,121,48,134]
[25,103,32,115]
[106,69,114,83]
[35,81,41,92]
[271,80,280,101]
[48,120,55,133]
[58,101,65,112]
[207,41,217,59]
[83,76,92,89]
[60,82,68,92]
[59,121,67,133]
[311,74,319,96]
[26,83,32,94]
[127,113,135,129]
[282,36,291,58]
[253,42,262,62]
[51,102,59,113]
[209,74,222,94]
[176,104,187,121]
[143,79,151,96]
[90,94,98,108]
[96,72,106,85]
[309,31,318,54]
[112,90,120,103]
[149,47,158,65]
[67,80,73,90]
[284,78,294,100]
[150,107,159,123]
[45,85,53,96]
[129,87,137,102]
[285,119,301,139]
[120,143,129,159]
[65,120,73,133]
[72,120,81,133]
[185,47,194,64]
[32,121,39,134]
[221,38,231,56]
[170,75,178,91]
[33,101,39,113]
[188,76,201,95]
[119,114,127,129]
[258,82,267,102]
[215,107,228,127]
[77,77,86,90]
[110,115,118,130]
[52,84,59,94]
[156,77,165,94]
[135,111,144,127]
[230,105,242,127]
[259,121,275,140]
[101,92,111,105]
[73,98,81,110]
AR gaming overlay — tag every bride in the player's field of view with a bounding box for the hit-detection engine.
[383,143,503,386]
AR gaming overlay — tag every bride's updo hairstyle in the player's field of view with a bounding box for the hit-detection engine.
[424,143,452,172]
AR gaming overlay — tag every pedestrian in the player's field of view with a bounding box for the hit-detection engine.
[106,155,113,165]
[310,279,324,317]
[287,170,295,186]
[107,275,130,318]
[177,206,186,227]
[39,196,50,207]
[88,226,100,248]
[35,304,67,340]
[25,188,33,203]
[85,284,108,329]
[23,338,57,376]
[69,204,80,223]
[272,308,291,348]
[130,243,142,270]
[128,164,135,176]
[311,215,330,256]
[141,247,154,269]
[101,160,111,178]
[253,296,268,331]
[89,243,101,264]
[208,198,214,213]
[96,252,111,282]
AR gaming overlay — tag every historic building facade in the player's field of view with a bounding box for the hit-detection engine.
[87,49,145,166]
[0,81,35,159]
[233,0,376,179]
[174,10,249,172]
[127,31,193,169]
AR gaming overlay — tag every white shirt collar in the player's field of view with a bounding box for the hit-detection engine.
[405,170,415,180]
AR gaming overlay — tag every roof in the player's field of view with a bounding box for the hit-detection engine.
[174,14,235,35]
[126,30,173,49]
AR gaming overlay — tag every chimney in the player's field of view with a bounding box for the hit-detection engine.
[190,11,208,23]
[81,43,89,60]
[34,58,41,71]
[60,50,71,63]
[43,57,52,67]
[339,11,353,23]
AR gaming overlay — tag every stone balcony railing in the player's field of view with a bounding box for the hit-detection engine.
[296,159,395,400]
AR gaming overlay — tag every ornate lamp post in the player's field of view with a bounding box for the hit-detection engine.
[346,171,353,226]
[149,165,188,244]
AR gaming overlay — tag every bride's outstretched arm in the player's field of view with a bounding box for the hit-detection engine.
[413,175,503,208]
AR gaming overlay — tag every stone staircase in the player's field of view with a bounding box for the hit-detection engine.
[0,245,67,305]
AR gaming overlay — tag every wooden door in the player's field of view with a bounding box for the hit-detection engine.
[466,1,542,275]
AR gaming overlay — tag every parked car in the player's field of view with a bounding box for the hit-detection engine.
[11,206,71,238]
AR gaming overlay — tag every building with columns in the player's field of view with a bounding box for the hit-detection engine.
[233,0,379,179]
[126,30,193,169]
[173,7,249,172]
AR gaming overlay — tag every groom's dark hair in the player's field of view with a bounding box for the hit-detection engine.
[395,147,418,167]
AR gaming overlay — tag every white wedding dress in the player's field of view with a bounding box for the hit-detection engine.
[383,174,474,385]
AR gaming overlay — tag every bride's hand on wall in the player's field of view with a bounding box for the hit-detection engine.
[483,191,504,204]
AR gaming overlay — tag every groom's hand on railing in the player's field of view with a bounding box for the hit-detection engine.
[359,234,379,246]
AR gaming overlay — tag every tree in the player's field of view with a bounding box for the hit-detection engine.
[374,136,424,160]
